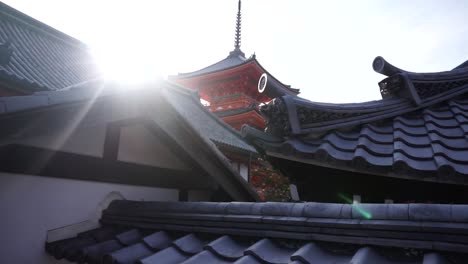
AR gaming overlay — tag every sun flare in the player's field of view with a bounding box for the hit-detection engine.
[91,40,165,85]
[87,2,177,86]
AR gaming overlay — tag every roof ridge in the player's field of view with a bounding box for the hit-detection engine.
[257,56,468,137]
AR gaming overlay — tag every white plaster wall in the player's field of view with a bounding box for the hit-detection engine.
[228,161,249,182]
[118,125,189,169]
[239,164,248,181]
[0,122,107,158]
[0,172,178,264]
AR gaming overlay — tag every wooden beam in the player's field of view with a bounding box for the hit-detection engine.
[0,144,213,190]
[102,123,121,161]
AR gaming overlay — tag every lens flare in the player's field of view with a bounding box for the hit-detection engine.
[338,193,372,219]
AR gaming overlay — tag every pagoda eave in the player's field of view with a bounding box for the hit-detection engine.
[218,109,265,131]
[172,58,298,98]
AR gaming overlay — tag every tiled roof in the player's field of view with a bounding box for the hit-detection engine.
[0,80,257,154]
[172,51,300,96]
[0,81,259,201]
[176,49,248,78]
[243,56,468,185]
[0,2,98,92]
[162,84,257,154]
[46,200,468,263]
[213,103,257,117]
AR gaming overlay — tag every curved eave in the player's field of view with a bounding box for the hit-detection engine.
[220,109,266,130]
[252,58,300,95]
[171,54,299,96]
[172,53,250,79]
[262,57,468,136]
[214,105,259,118]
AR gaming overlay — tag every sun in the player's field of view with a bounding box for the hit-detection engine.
[90,39,165,85]
[87,2,175,86]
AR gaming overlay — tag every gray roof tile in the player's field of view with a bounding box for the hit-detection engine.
[205,235,250,260]
[303,203,344,219]
[291,242,352,264]
[233,255,263,264]
[116,229,143,246]
[173,234,205,255]
[243,57,468,184]
[0,3,98,91]
[139,246,188,264]
[48,200,468,263]
[244,239,296,264]
[182,250,232,264]
[143,231,173,251]
[80,240,123,264]
[162,84,257,153]
[104,242,153,264]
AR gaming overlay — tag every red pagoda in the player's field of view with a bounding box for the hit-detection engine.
[170,0,299,131]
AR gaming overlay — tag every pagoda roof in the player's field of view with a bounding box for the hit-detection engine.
[0,2,98,93]
[173,50,300,96]
[243,56,468,185]
[214,105,259,118]
[177,49,247,78]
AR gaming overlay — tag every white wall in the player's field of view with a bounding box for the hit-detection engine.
[0,121,107,158]
[239,164,248,181]
[118,124,189,169]
[0,172,179,264]
[230,161,249,182]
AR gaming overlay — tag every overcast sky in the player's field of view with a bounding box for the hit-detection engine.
[3,0,468,103]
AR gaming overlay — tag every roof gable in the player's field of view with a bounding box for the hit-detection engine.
[0,81,259,201]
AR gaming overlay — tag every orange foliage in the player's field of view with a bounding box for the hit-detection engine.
[250,157,290,201]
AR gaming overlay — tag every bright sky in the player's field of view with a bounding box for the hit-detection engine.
[3,0,468,103]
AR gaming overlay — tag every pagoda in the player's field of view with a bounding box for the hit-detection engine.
[170,0,299,131]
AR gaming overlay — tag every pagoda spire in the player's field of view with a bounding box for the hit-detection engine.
[234,0,242,51]
[229,0,245,58]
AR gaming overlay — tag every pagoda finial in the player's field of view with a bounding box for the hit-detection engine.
[234,0,242,50]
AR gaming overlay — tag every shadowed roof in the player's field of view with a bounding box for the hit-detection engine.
[243,56,468,185]
[0,81,259,201]
[46,200,468,263]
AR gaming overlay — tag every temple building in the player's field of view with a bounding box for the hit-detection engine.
[2,1,468,263]
[170,0,299,131]
[169,0,298,187]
